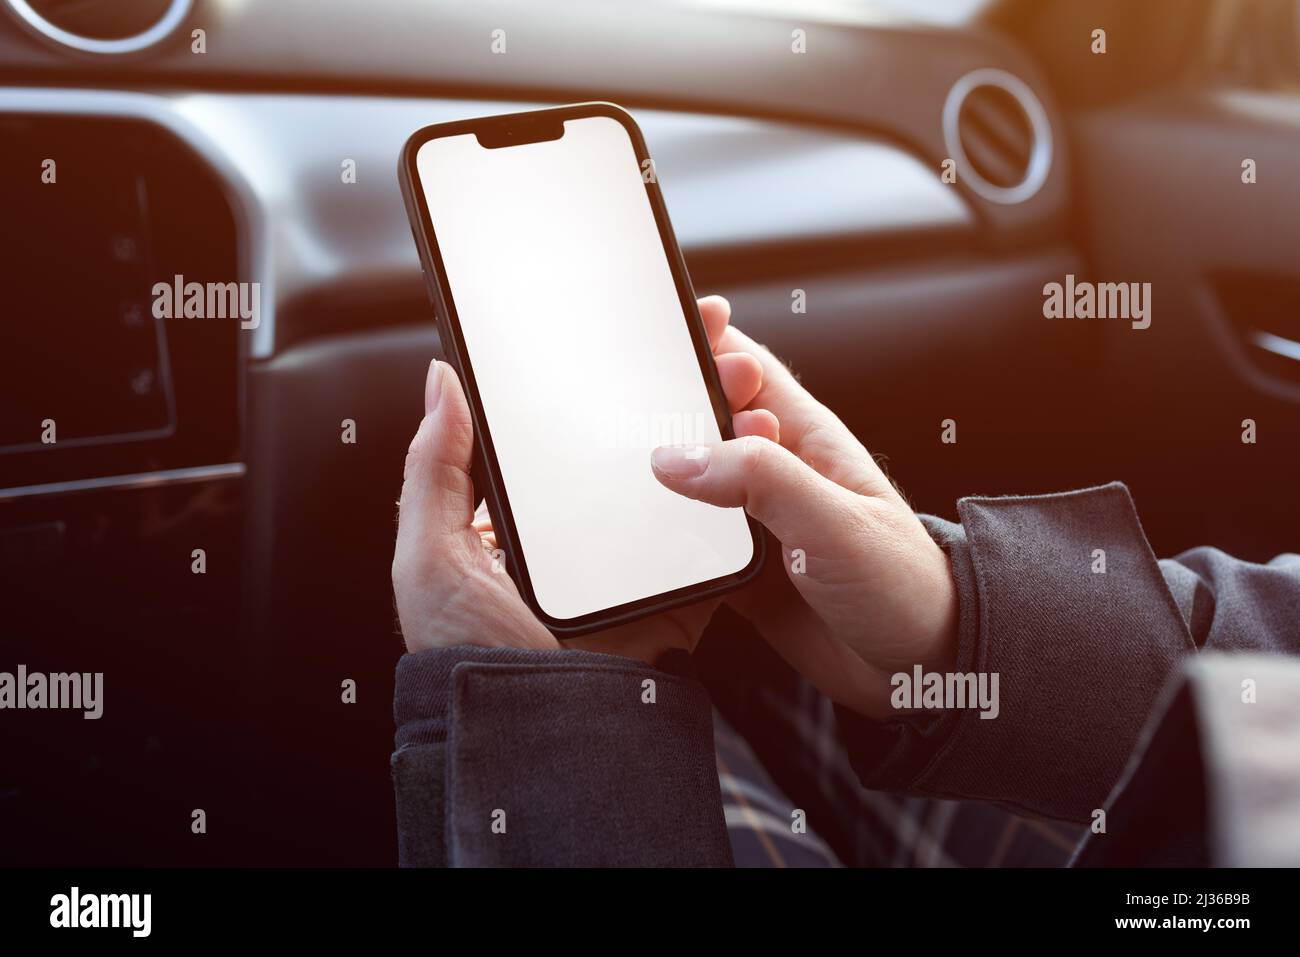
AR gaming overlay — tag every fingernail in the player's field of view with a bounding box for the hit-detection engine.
[424,360,444,415]
[651,445,710,479]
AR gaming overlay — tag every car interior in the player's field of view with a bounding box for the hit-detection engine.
[2,0,1298,865]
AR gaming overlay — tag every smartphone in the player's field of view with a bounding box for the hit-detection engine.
[398,102,764,637]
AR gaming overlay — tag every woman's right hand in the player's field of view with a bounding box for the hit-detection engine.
[650,298,959,720]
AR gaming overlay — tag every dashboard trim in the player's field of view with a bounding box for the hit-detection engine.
[0,462,245,502]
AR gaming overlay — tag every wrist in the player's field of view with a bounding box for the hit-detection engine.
[918,545,959,674]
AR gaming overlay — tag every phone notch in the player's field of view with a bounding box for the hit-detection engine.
[475,117,566,150]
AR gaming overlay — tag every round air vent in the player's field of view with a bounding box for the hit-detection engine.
[943,68,1052,205]
[4,0,193,55]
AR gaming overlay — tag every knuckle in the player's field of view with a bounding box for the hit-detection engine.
[403,421,430,479]
[737,434,771,477]
[390,552,409,588]
[448,416,475,455]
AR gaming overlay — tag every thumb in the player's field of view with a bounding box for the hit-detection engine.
[398,359,476,537]
[650,436,853,545]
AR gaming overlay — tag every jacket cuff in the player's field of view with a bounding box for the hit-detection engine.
[393,646,731,867]
[394,646,623,749]
[840,483,1196,823]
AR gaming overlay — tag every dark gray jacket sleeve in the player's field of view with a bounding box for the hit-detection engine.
[391,646,731,867]
[838,481,1300,825]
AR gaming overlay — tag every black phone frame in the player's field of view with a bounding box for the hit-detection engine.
[398,101,765,638]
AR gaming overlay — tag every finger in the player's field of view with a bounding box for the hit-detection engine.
[715,351,763,412]
[471,499,500,550]
[697,295,731,352]
[732,408,779,443]
[398,360,479,541]
[651,435,857,546]
[715,325,891,499]
[714,325,852,451]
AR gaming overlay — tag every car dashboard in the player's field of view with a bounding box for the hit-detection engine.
[0,0,1080,865]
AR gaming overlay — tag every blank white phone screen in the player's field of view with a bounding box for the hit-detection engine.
[415,115,754,622]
